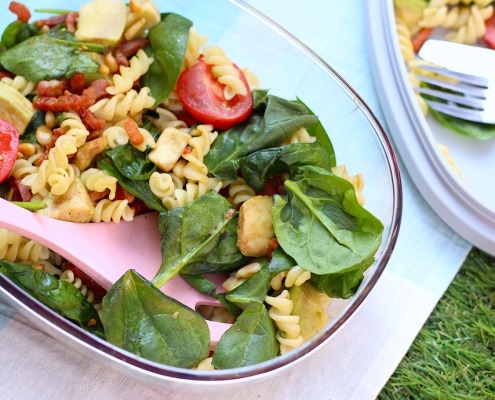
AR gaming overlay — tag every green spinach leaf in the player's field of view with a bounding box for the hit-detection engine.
[152,191,240,287]
[105,145,156,180]
[142,13,192,106]
[1,21,38,49]
[204,95,319,181]
[98,156,167,212]
[239,142,333,192]
[0,35,100,81]
[212,302,278,369]
[272,165,383,275]
[0,260,104,337]
[310,256,374,298]
[102,270,209,368]
[430,108,495,140]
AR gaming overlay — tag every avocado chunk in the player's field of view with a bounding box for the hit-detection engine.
[290,282,329,341]
[37,178,95,222]
[75,0,128,46]
[0,81,36,135]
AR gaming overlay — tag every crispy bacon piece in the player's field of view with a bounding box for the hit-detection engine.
[80,109,105,131]
[65,12,78,33]
[33,78,110,113]
[9,1,31,23]
[35,128,65,166]
[124,117,144,146]
[0,71,14,80]
[34,12,79,29]
[8,177,32,202]
[69,73,86,95]
[117,38,149,58]
[36,79,68,98]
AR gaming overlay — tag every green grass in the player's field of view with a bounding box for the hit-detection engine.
[379,248,495,400]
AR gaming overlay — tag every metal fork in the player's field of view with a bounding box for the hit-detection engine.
[411,40,495,124]
[413,64,495,124]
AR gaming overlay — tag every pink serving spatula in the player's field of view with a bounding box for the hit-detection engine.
[0,198,230,346]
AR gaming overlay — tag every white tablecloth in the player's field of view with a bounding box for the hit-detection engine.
[0,1,471,399]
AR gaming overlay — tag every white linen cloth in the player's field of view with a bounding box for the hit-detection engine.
[0,1,471,399]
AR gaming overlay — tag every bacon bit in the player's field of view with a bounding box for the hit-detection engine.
[36,79,68,97]
[9,1,31,23]
[114,185,136,203]
[182,146,192,156]
[114,50,129,68]
[69,73,86,94]
[412,28,434,53]
[9,177,32,202]
[117,38,149,58]
[33,79,110,113]
[123,117,144,146]
[0,71,14,80]
[86,129,103,141]
[34,13,69,28]
[267,238,279,258]
[89,189,110,202]
[65,12,78,33]
[80,109,105,131]
[225,208,236,220]
[87,319,97,327]
[62,261,107,302]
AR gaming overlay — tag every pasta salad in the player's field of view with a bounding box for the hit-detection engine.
[0,0,384,369]
[395,0,495,139]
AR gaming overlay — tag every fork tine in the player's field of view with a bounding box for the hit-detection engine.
[414,86,485,109]
[426,100,495,124]
[415,64,489,88]
[415,74,489,98]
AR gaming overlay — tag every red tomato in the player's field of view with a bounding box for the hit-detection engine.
[176,60,253,130]
[0,119,20,183]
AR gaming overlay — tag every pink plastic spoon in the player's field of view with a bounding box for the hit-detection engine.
[0,198,230,346]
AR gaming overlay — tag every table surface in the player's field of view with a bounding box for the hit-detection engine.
[0,1,472,399]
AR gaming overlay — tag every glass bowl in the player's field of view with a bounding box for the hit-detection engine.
[0,0,402,394]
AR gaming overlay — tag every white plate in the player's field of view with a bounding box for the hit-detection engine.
[366,1,495,256]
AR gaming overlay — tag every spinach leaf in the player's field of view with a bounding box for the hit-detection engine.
[142,13,192,106]
[0,260,104,337]
[102,270,209,368]
[180,213,249,275]
[1,21,38,49]
[152,191,240,287]
[212,302,278,369]
[225,259,273,307]
[98,156,167,213]
[204,95,319,181]
[272,165,383,275]
[239,142,333,192]
[21,111,46,144]
[105,145,156,180]
[295,98,336,166]
[430,108,495,140]
[268,247,297,274]
[0,35,100,81]
[310,257,374,299]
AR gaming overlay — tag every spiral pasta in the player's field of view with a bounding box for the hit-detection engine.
[89,87,155,122]
[265,290,304,354]
[91,199,135,223]
[9,154,41,180]
[202,46,247,100]
[419,3,494,44]
[80,168,118,200]
[283,127,316,145]
[270,266,311,291]
[222,262,262,292]
[184,27,209,70]
[102,119,156,151]
[161,178,223,210]
[225,177,255,209]
[332,164,365,206]
[149,171,184,199]
[0,75,36,96]
[106,50,154,95]
[150,106,188,131]
[0,229,50,263]
[60,269,96,303]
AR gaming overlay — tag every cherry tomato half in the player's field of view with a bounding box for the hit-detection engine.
[176,60,253,130]
[0,119,20,183]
